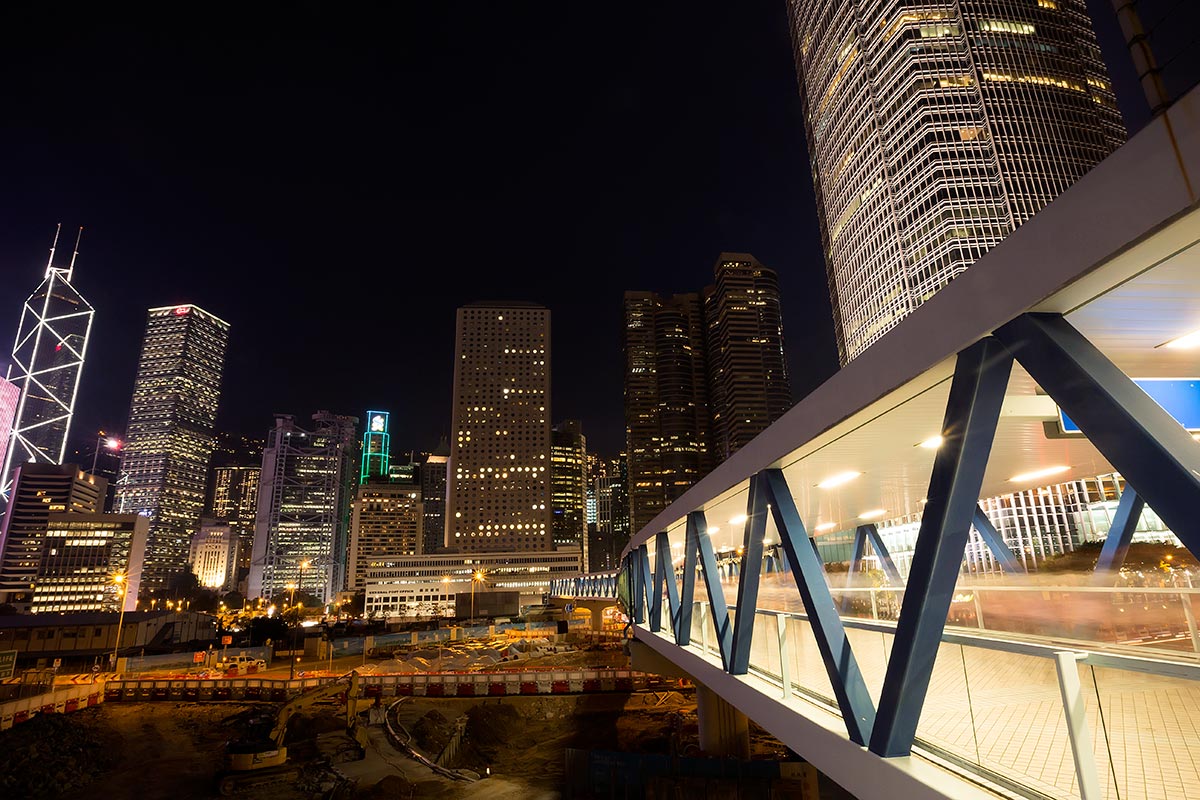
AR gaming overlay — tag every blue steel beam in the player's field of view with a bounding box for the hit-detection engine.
[972,505,1023,573]
[870,337,1013,757]
[845,525,867,589]
[655,530,683,640]
[763,468,877,745]
[862,524,902,585]
[638,544,653,628]
[730,473,769,675]
[1093,487,1145,582]
[993,313,1200,558]
[682,511,733,667]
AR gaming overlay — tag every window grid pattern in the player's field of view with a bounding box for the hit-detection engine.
[788,0,1125,364]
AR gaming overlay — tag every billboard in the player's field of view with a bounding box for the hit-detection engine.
[1059,378,1200,434]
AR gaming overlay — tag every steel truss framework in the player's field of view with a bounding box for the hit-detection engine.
[624,312,1200,759]
[1,231,93,496]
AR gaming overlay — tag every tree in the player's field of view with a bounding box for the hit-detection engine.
[0,603,17,616]
[345,590,365,617]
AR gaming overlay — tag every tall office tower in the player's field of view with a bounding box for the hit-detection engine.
[0,464,104,607]
[347,480,423,590]
[591,454,630,571]
[419,437,449,555]
[248,411,358,603]
[32,513,148,613]
[623,292,713,534]
[209,465,260,577]
[361,410,390,482]
[115,305,229,594]
[550,420,588,566]
[786,0,1125,363]
[446,302,552,553]
[1,227,94,496]
[188,519,238,591]
[703,254,793,462]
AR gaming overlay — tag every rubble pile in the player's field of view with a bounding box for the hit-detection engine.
[0,709,119,799]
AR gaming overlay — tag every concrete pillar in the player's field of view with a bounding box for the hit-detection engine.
[590,606,604,632]
[696,684,750,758]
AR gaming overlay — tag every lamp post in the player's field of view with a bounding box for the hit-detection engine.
[470,570,485,626]
[111,573,129,674]
[287,582,298,680]
[91,432,121,475]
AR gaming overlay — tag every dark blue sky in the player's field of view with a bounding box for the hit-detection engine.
[0,2,1157,458]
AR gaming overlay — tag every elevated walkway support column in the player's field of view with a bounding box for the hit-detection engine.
[696,683,750,759]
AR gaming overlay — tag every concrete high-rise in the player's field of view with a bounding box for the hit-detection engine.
[786,0,1125,363]
[1,226,94,496]
[703,254,792,462]
[248,411,358,603]
[188,519,237,591]
[0,463,105,608]
[115,305,229,594]
[623,292,713,534]
[445,302,552,553]
[550,420,588,561]
[591,454,630,571]
[419,437,449,555]
[347,479,423,590]
[32,512,147,613]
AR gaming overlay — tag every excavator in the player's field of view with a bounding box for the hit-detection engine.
[217,670,371,796]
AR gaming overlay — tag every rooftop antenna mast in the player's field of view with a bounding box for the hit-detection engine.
[66,226,83,282]
[44,223,62,279]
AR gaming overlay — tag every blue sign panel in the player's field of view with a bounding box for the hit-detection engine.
[1059,378,1200,433]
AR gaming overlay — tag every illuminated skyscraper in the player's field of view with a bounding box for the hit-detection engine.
[361,410,390,482]
[703,253,792,462]
[550,420,588,561]
[419,437,449,555]
[1,226,94,496]
[248,411,358,603]
[446,302,552,554]
[32,512,147,613]
[0,463,105,608]
[115,304,230,594]
[623,291,712,534]
[0,379,19,484]
[787,0,1125,363]
[208,465,260,579]
[347,479,423,590]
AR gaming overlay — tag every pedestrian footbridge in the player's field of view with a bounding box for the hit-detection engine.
[596,85,1200,800]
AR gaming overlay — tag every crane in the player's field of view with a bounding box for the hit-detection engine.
[218,671,368,795]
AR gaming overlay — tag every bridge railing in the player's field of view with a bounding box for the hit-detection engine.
[550,571,619,599]
[676,599,1200,800]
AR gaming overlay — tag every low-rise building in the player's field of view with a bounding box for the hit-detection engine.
[0,610,217,666]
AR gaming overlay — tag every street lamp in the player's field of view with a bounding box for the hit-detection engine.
[286,582,298,680]
[470,570,485,625]
[111,573,129,674]
[91,432,121,475]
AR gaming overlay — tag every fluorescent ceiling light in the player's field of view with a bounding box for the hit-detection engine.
[858,509,886,520]
[728,514,748,526]
[1009,465,1069,482]
[918,435,943,449]
[814,522,836,532]
[1160,327,1200,350]
[817,471,862,489]
[707,526,719,534]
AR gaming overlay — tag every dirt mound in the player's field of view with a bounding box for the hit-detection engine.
[465,702,522,751]
[363,774,415,799]
[284,710,349,744]
[412,709,453,755]
[0,709,120,799]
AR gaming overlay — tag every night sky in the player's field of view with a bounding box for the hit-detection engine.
[0,2,1153,460]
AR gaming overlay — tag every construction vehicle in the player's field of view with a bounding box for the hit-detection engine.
[217,670,369,795]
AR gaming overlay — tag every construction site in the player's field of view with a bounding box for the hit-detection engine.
[0,634,849,799]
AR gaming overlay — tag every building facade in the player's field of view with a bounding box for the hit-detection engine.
[208,465,260,579]
[347,479,423,591]
[445,302,552,553]
[361,547,583,619]
[550,420,587,562]
[32,513,148,613]
[188,519,237,591]
[1,226,94,496]
[419,438,449,555]
[786,0,1125,363]
[590,454,630,572]
[115,304,229,594]
[623,291,712,534]
[703,253,792,462]
[0,463,105,607]
[248,411,358,603]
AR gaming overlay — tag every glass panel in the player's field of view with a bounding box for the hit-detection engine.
[749,611,780,682]
[785,617,837,706]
